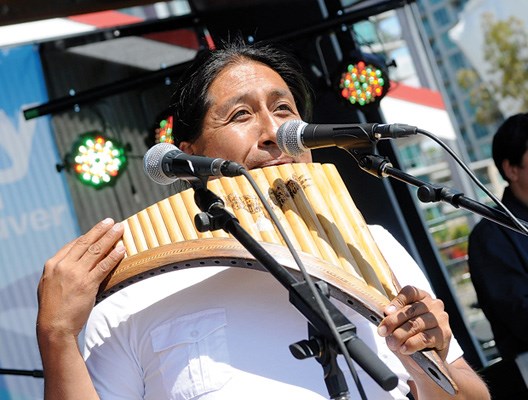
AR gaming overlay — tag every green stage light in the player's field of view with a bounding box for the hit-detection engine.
[68,131,128,189]
[337,53,390,108]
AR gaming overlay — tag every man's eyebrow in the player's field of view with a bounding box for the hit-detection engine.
[216,94,247,116]
[269,88,293,101]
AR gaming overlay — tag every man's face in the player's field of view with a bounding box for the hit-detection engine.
[504,149,528,203]
[179,60,312,170]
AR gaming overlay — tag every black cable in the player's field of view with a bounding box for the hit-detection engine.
[0,369,43,378]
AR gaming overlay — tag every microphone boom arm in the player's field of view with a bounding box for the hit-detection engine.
[352,152,528,236]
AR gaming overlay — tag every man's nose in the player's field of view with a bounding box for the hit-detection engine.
[258,114,280,147]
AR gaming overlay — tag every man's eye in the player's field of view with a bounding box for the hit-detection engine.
[276,104,294,112]
[231,110,249,120]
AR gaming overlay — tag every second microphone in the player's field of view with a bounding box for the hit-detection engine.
[277,120,418,156]
[143,142,245,185]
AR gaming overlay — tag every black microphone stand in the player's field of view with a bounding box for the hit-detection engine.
[352,152,528,235]
[191,182,398,399]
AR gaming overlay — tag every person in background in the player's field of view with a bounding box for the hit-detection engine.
[468,113,528,398]
[37,39,489,400]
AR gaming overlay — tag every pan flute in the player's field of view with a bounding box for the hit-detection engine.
[97,162,457,395]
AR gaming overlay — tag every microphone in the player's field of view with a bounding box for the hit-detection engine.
[143,142,244,185]
[277,120,418,156]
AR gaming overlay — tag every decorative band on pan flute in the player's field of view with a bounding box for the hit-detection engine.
[97,162,457,395]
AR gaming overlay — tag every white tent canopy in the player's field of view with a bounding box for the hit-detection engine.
[380,83,456,140]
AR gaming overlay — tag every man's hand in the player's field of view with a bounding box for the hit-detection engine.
[377,285,451,361]
[37,218,125,341]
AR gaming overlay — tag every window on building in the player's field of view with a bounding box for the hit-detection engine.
[480,143,492,159]
[430,38,441,58]
[353,20,379,44]
[433,8,450,27]
[422,17,433,37]
[467,147,475,161]
[473,122,489,139]
[449,52,466,69]
[441,32,456,50]
[399,144,423,169]
[452,104,462,121]
[416,1,426,15]
[445,85,455,102]
[378,14,402,41]
[464,98,476,116]
[459,126,468,140]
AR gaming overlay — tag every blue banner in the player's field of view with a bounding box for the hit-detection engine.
[0,45,79,399]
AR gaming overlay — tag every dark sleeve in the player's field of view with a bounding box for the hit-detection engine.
[468,221,528,339]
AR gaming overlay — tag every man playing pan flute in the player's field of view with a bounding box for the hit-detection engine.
[37,40,489,399]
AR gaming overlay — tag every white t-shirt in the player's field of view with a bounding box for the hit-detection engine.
[83,225,463,399]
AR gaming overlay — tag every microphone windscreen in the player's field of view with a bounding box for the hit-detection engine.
[277,120,308,157]
[143,142,179,185]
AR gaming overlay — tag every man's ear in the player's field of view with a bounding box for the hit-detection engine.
[503,159,517,182]
[178,141,193,155]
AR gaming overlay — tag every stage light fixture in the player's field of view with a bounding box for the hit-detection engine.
[155,115,174,144]
[337,52,390,108]
[67,131,128,189]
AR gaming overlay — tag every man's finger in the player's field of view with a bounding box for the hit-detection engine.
[89,245,126,283]
[67,218,115,261]
[44,238,77,271]
[79,221,124,266]
[383,286,431,319]
[378,286,431,337]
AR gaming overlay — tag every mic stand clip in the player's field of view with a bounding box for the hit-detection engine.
[289,282,351,400]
